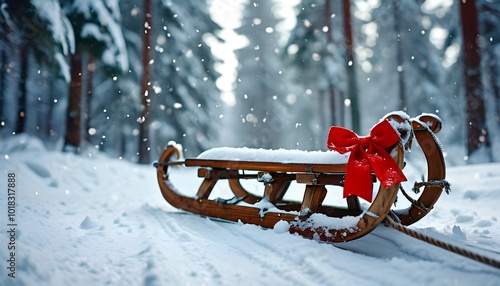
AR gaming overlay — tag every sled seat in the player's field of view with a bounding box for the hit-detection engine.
[184,145,384,217]
[186,147,349,171]
[186,148,376,196]
[185,156,349,173]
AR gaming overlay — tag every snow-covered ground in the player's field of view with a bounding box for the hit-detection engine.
[0,135,499,286]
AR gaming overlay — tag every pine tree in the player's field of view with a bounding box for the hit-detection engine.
[150,0,222,156]
[232,0,295,149]
[62,0,128,152]
[355,1,445,130]
[286,0,346,147]
[1,0,73,135]
[84,0,223,161]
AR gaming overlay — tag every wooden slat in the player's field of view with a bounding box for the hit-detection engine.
[295,173,376,185]
[257,172,296,182]
[296,173,344,185]
[185,158,348,173]
[197,168,258,180]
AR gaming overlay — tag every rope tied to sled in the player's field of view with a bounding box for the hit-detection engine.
[412,179,451,194]
[397,180,451,212]
[384,213,500,269]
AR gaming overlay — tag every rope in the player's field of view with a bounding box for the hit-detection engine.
[399,185,430,213]
[397,179,452,213]
[412,179,451,194]
[384,214,500,269]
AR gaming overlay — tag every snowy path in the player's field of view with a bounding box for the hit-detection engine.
[0,138,499,285]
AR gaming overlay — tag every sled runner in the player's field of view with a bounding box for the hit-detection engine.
[155,112,447,242]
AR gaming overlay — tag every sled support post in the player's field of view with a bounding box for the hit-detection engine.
[346,195,361,213]
[259,172,294,203]
[195,168,220,200]
[300,185,327,215]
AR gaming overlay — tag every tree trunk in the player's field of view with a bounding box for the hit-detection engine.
[323,0,344,126]
[459,0,490,158]
[15,45,28,134]
[328,88,336,126]
[343,0,360,132]
[85,54,94,143]
[490,55,500,129]
[138,0,152,164]
[480,0,500,132]
[120,133,126,159]
[393,0,407,112]
[64,52,83,151]
[324,0,339,127]
[47,78,55,139]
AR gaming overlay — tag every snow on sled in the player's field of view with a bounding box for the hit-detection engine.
[155,112,447,242]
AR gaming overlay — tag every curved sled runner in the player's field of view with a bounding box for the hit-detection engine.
[155,112,447,242]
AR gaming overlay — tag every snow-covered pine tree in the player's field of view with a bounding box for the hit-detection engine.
[232,0,297,149]
[354,1,445,130]
[149,0,222,157]
[286,0,346,148]
[84,0,144,161]
[415,1,464,160]
[0,0,73,136]
[62,0,128,152]
[75,0,222,161]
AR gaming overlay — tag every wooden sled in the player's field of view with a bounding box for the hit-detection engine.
[155,112,447,242]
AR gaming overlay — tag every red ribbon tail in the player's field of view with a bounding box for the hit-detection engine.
[367,144,407,188]
[343,147,374,202]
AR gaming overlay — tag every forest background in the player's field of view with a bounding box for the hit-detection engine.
[0,0,499,165]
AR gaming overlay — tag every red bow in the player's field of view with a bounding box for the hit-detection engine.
[327,119,407,202]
